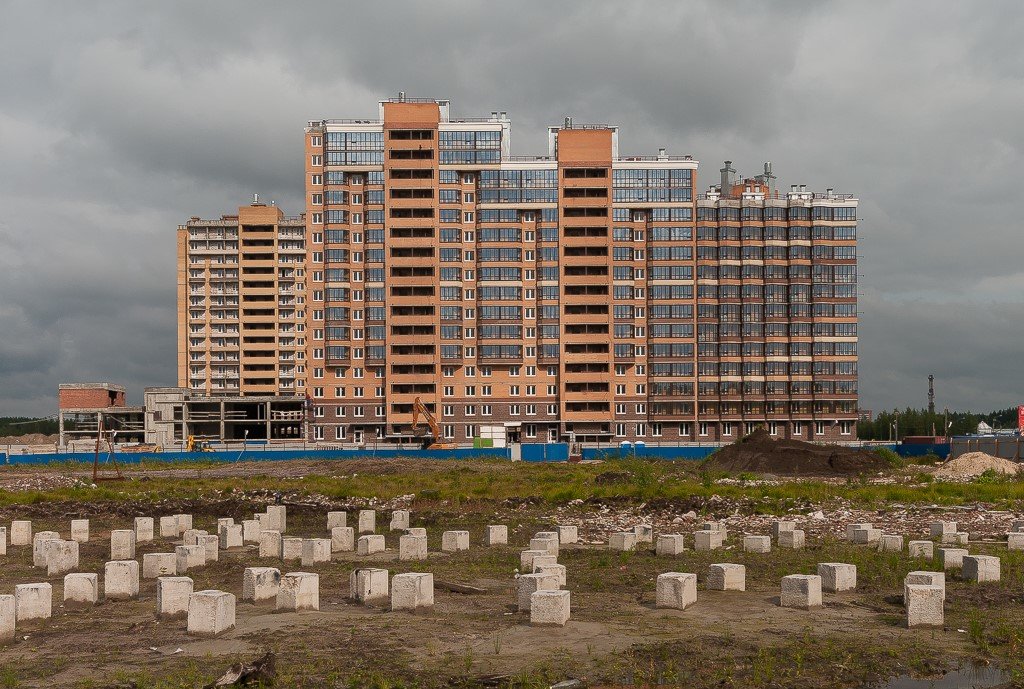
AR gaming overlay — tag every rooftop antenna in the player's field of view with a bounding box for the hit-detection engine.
[762,162,776,194]
[253,193,259,204]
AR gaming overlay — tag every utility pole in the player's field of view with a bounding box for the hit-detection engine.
[928,374,935,435]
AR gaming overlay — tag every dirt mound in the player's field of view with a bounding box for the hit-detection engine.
[934,452,1021,479]
[702,429,890,476]
[0,432,58,445]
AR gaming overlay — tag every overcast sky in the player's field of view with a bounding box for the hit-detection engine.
[1,0,1021,417]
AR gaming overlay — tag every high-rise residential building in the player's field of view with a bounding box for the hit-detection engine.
[179,96,858,446]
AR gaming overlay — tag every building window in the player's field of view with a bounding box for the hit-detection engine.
[815,421,826,436]
[840,421,852,436]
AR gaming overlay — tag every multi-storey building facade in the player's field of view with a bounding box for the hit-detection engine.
[178,96,858,446]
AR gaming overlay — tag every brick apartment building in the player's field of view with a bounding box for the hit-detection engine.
[179,96,858,446]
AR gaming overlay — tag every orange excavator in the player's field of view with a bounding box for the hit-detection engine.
[411,397,457,450]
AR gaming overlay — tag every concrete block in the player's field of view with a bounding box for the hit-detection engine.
[217,518,234,532]
[700,521,728,538]
[531,536,558,557]
[0,595,13,644]
[259,530,283,558]
[536,563,567,587]
[134,517,154,542]
[530,590,570,626]
[905,571,945,601]
[929,521,957,538]
[156,576,193,618]
[0,527,5,556]
[772,521,796,539]
[331,526,355,552]
[301,538,331,566]
[1008,532,1024,550]
[143,552,177,578]
[485,525,508,546]
[242,567,281,603]
[63,573,98,608]
[199,534,220,563]
[266,505,287,533]
[176,544,205,573]
[277,572,320,611]
[845,523,872,541]
[358,509,376,534]
[743,535,772,554]
[349,568,388,603]
[219,523,243,550]
[10,520,32,546]
[905,584,943,628]
[909,540,934,559]
[609,532,638,551]
[817,563,857,592]
[390,510,410,531]
[174,514,193,535]
[656,534,686,556]
[70,519,90,543]
[520,549,548,571]
[282,537,304,561]
[634,524,654,543]
[110,529,136,561]
[183,529,208,546]
[32,531,60,567]
[556,525,578,545]
[400,534,428,561]
[517,572,559,611]
[531,554,558,571]
[963,555,1000,583]
[15,583,52,622]
[405,527,427,538]
[357,535,386,555]
[187,590,235,636]
[242,519,261,544]
[443,530,470,552]
[255,512,270,531]
[779,529,805,549]
[159,516,178,538]
[45,540,79,576]
[941,531,969,545]
[852,527,881,544]
[708,563,746,591]
[938,547,968,570]
[656,572,697,610]
[104,560,140,600]
[694,530,724,551]
[1012,519,1024,532]
[391,572,433,611]
[780,574,822,609]
[878,535,904,552]
[327,511,346,530]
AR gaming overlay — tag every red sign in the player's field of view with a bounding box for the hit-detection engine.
[1019,405,1024,433]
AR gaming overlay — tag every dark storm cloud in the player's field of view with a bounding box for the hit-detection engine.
[0,0,1021,415]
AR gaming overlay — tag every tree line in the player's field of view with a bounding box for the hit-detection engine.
[857,406,1020,441]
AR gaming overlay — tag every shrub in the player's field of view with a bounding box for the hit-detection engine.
[873,447,904,468]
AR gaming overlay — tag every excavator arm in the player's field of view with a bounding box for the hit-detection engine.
[411,397,456,450]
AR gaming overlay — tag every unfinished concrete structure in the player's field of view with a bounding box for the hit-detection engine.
[58,383,145,447]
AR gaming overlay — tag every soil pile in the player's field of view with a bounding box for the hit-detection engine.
[934,452,1021,479]
[702,429,890,476]
[0,433,58,445]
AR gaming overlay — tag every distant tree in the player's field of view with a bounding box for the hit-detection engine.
[857,406,1018,440]
[0,417,60,438]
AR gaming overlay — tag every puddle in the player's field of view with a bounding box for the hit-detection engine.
[880,665,1009,688]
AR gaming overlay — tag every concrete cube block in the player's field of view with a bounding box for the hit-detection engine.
[219,523,243,550]
[779,529,805,549]
[1008,532,1024,550]
[175,544,205,573]
[242,567,281,603]
[938,548,968,570]
[905,571,945,601]
[485,525,508,546]
[391,572,433,611]
[700,521,728,537]
[216,518,234,531]
[282,537,304,561]
[174,514,193,535]
[266,505,286,533]
[70,519,89,543]
[817,563,857,592]
[772,521,796,539]
[242,519,261,544]
[531,554,558,571]
[405,527,427,538]
[390,510,410,531]
[941,531,969,545]
[929,521,957,538]
[852,528,881,544]
[1012,519,1024,532]
[400,534,428,561]
[358,509,376,534]
[0,595,13,644]
[517,572,559,611]
[520,550,548,571]
[694,530,724,551]
[277,572,320,611]
[199,534,220,563]
[10,520,32,546]
[349,568,388,603]
[159,516,178,538]
[708,563,746,591]
[780,574,822,609]
[443,531,470,552]
[556,525,578,545]
[301,538,331,566]
[963,555,1000,583]
[656,534,686,556]
[32,531,60,567]
[187,590,235,636]
[609,532,638,551]
[63,573,98,608]
[905,584,943,628]
[134,517,154,542]
[634,524,654,543]
[157,576,194,618]
[104,560,140,600]
[744,535,772,554]
[0,527,5,556]
[530,590,570,626]
[255,512,270,531]
[909,540,934,559]
[878,535,904,552]
[530,536,558,557]
[331,526,355,552]
[143,552,178,578]
[536,563,567,587]
[259,530,283,558]
[656,572,697,610]
[327,511,347,530]
[182,529,208,546]
[45,540,79,575]
[357,534,385,555]
[110,529,136,560]
[845,523,872,541]
[15,583,52,622]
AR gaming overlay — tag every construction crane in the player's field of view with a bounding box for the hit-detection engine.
[410,397,457,450]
